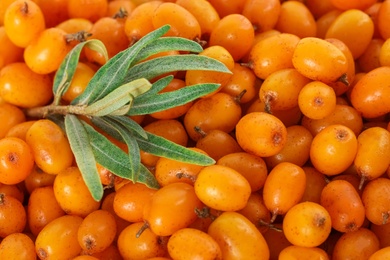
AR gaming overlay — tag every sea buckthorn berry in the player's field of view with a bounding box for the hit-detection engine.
[27,186,65,237]
[0,193,26,238]
[325,38,356,96]
[262,223,292,259]
[175,0,220,41]
[301,104,363,137]
[330,0,377,10]
[113,182,157,223]
[62,62,96,103]
[235,112,287,157]
[53,167,101,217]
[357,38,384,73]
[77,210,117,255]
[263,162,306,222]
[84,17,129,66]
[152,2,201,40]
[167,228,222,260]
[217,152,268,192]
[332,228,380,260]
[26,119,74,174]
[370,222,390,248]
[275,1,317,38]
[23,165,56,194]
[56,18,94,34]
[362,178,390,226]
[155,147,207,187]
[67,0,108,23]
[206,0,246,17]
[320,180,365,233]
[220,63,257,104]
[124,1,163,44]
[35,215,83,260]
[143,182,203,236]
[298,81,337,120]
[24,27,73,75]
[3,0,45,48]
[259,68,311,113]
[195,129,242,161]
[35,0,69,28]
[0,137,34,185]
[237,193,271,234]
[292,37,348,85]
[185,45,235,98]
[350,66,390,118]
[150,78,193,120]
[300,166,328,204]
[380,38,390,67]
[306,0,335,19]
[0,62,53,108]
[0,103,25,139]
[0,26,23,70]
[325,9,374,59]
[354,127,390,188]
[5,120,36,141]
[183,92,241,142]
[106,0,136,19]
[279,245,329,260]
[264,125,313,169]
[117,222,166,260]
[242,0,281,33]
[283,201,332,247]
[0,233,36,260]
[247,33,300,80]
[209,14,254,61]
[370,247,390,260]
[208,211,270,260]
[316,9,342,39]
[194,165,251,211]
[310,124,357,176]
[378,0,390,40]
[0,184,24,203]
[89,244,122,260]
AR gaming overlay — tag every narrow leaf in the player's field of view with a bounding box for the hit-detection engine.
[138,164,160,189]
[135,75,174,100]
[91,117,141,179]
[133,37,203,63]
[72,25,171,106]
[136,132,215,166]
[129,83,220,115]
[84,78,152,116]
[124,55,232,83]
[64,115,103,201]
[106,115,148,139]
[82,121,160,189]
[52,39,107,105]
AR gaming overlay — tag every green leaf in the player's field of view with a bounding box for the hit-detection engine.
[52,39,107,105]
[129,83,220,115]
[72,25,171,106]
[135,75,174,99]
[138,164,160,190]
[64,115,103,201]
[81,121,160,189]
[124,55,232,82]
[106,115,148,139]
[84,78,152,116]
[90,116,141,180]
[133,37,203,63]
[136,132,215,166]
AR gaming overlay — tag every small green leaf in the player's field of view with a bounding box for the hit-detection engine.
[124,55,232,83]
[130,83,220,115]
[135,75,174,99]
[84,78,152,117]
[52,39,107,105]
[72,25,171,106]
[82,121,159,189]
[133,37,203,63]
[91,116,141,180]
[138,164,160,190]
[136,132,215,166]
[64,115,103,201]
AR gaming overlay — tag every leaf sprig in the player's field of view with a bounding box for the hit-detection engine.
[26,25,231,201]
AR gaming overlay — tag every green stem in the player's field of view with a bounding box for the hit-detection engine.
[24,104,88,119]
